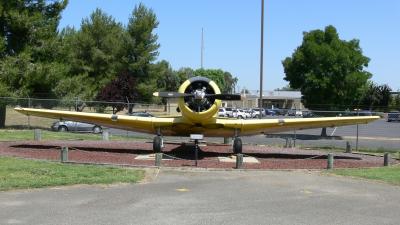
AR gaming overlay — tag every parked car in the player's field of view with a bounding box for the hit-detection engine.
[302,111,317,118]
[264,109,276,116]
[287,109,303,116]
[271,108,286,116]
[225,107,234,117]
[218,108,227,117]
[128,111,154,117]
[232,109,248,119]
[354,110,373,116]
[387,111,400,122]
[249,108,266,118]
[51,121,102,133]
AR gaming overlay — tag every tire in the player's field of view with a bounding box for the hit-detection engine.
[233,137,242,154]
[58,126,68,132]
[153,136,162,153]
[92,126,102,134]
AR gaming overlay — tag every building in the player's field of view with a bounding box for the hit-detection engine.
[223,90,304,109]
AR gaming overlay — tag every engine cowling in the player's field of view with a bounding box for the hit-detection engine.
[178,77,222,122]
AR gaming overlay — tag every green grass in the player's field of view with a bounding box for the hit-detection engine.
[329,166,400,185]
[0,157,145,191]
[0,129,148,141]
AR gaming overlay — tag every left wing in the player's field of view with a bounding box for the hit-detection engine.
[213,116,379,136]
[14,107,177,134]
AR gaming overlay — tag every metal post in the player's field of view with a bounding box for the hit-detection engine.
[327,153,334,169]
[201,28,204,68]
[258,0,264,119]
[293,129,296,147]
[34,129,41,141]
[155,153,163,167]
[28,97,31,129]
[195,140,199,167]
[102,130,109,141]
[61,146,68,162]
[345,141,352,153]
[356,110,359,151]
[236,153,243,169]
[384,153,390,166]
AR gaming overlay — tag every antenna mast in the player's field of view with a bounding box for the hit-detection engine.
[201,28,204,68]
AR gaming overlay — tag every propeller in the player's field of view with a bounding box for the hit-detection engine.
[153,92,192,98]
[206,94,241,101]
[153,92,241,101]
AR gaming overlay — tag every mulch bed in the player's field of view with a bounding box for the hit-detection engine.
[0,140,395,169]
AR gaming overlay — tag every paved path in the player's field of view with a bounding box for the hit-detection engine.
[1,169,399,225]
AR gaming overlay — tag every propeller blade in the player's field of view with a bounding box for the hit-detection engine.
[153,92,193,98]
[207,94,242,101]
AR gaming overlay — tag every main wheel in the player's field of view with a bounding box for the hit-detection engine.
[153,136,162,153]
[233,137,242,154]
[92,126,102,134]
[58,126,68,132]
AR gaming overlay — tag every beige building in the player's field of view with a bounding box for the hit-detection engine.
[223,91,304,109]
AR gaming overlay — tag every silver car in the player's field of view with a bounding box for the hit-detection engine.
[51,121,103,133]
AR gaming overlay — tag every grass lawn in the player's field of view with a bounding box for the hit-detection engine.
[302,145,400,159]
[0,129,148,141]
[329,166,400,185]
[0,157,145,191]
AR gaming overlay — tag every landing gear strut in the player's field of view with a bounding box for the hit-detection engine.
[153,136,163,153]
[233,137,242,154]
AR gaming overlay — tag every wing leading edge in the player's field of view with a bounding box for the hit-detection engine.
[214,116,380,136]
[14,107,176,134]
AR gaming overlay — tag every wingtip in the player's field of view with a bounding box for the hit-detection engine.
[14,106,23,111]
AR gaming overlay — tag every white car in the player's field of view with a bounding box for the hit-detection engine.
[249,109,260,118]
[218,108,227,117]
[225,107,233,117]
[232,109,247,119]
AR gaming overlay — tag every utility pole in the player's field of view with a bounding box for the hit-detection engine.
[259,0,264,119]
[201,28,204,69]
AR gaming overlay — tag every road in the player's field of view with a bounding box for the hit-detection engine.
[109,118,400,150]
[1,169,399,225]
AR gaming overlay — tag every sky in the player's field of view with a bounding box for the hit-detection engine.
[59,0,400,92]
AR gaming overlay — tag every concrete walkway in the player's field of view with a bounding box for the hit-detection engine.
[1,169,399,225]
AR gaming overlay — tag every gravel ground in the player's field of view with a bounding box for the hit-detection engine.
[0,140,396,169]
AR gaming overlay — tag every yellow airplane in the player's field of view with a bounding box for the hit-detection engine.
[15,76,379,154]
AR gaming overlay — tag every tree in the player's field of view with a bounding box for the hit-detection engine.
[193,69,237,93]
[0,0,67,58]
[126,3,160,79]
[274,85,299,91]
[57,8,127,101]
[282,25,371,110]
[95,70,138,113]
[389,92,400,110]
[359,82,392,111]
[0,0,68,99]
[223,72,237,93]
[176,67,194,81]
[0,0,67,125]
